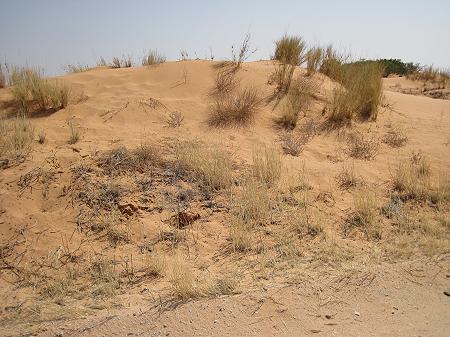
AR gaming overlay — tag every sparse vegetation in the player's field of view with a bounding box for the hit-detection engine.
[208,86,262,127]
[0,116,35,163]
[209,67,239,98]
[166,110,184,127]
[231,34,256,70]
[346,131,379,160]
[37,130,46,144]
[0,63,8,88]
[327,61,384,122]
[10,67,70,113]
[348,189,379,238]
[65,64,91,73]
[67,120,80,144]
[175,140,233,192]
[252,145,282,186]
[142,50,166,66]
[383,128,408,147]
[335,163,364,189]
[110,56,133,68]
[306,46,323,76]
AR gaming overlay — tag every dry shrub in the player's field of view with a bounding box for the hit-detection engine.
[166,111,184,127]
[407,66,449,87]
[142,50,166,66]
[145,252,166,277]
[0,116,35,163]
[252,145,282,186]
[306,47,323,76]
[110,56,133,68]
[291,206,323,238]
[65,64,91,73]
[275,76,317,129]
[37,130,46,144]
[98,144,161,176]
[88,258,118,297]
[209,68,239,98]
[382,128,408,148]
[10,67,70,113]
[208,87,262,127]
[346,131,379,160]
[231,33,256,70]
[175,140,233,192]
[280,131,307,156]
[335,163,364,189]
[327,62,384,122]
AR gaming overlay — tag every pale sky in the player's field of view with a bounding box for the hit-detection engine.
[1,0,449,75]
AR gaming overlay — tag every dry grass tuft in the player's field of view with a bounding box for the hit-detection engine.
[0,63,8,88]
[275,76,317,129]
[175,140,233,192]
[327,62,384,122]
[346,131,379,160]
[142,50,166,66]
[10,67,70,114]
[346,189,380,238]
[306,47,323,76]
[252,145,282,186]
[208,87,262,127]
[145,252,166,277]
[233,181,271,226]
[37,130,46,144]
[169,256,204,300]
[382,128,408,148]
[65,64,91,73]
[166,111,184,127]
[319,45,346,82]
[229,220,253,252]
[209,68,240,98]
[335,163,364,189]
[231,33,256,70]
[110,56,133,68]
[0,116,35,163]
[67,120,80,144]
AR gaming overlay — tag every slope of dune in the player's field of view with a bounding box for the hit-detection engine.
[0,60,449,336]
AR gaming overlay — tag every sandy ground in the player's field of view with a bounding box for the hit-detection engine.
[0,61,449,336]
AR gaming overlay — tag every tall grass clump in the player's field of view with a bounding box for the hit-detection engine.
[10,67,70,113]
[271,35,307,94]
[110,56,133,68]
[142,50,166,66]
[175,140,233,192]
[252,145,282,187]
[319,45,346,83]
[208,87,262,127]
[0,116,35,162]
[327,61,384,122]
[306,47,323,76]
[65,64,91,73]
[275,76,317,129]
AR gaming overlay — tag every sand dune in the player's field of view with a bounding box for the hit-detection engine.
[0,60,449,336]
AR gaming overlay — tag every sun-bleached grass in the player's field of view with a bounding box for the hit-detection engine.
[252,145,282,187]
[10,67,70,114]
[230,220,253,252]
[335,163,364,189]
[175,140,233,192]
[142,50,166,66]
[110,56,133,68]
[65,64,91,73]
[319,45,346,83]
[0,116,35,162]
[209,68,240,98]
[306,46,323,76]
[0,63,8,88]
[233,181,271,226]
[208,86,262,127]
[346,189,380,239]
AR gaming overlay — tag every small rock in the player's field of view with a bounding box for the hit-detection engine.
[325,314,332,319]
[214,320,218,324]
[354,311,360,317]
[444,291,450,297]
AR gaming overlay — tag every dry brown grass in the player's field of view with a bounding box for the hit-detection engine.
[319,45,346,82]
[0,116,35,163]
[10,67,70,114]
[208,87,262,127]
[229,220,253,252]
[142,50,166,66]
[65,64,91,73]
[209,68,240,98]
[231,33,256,70]
[346,189,380,239]
[233,181,271,226]
[252,145,282,186]
[0,63,8,88]
[175,140,233,192]
[346,131,379,160]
